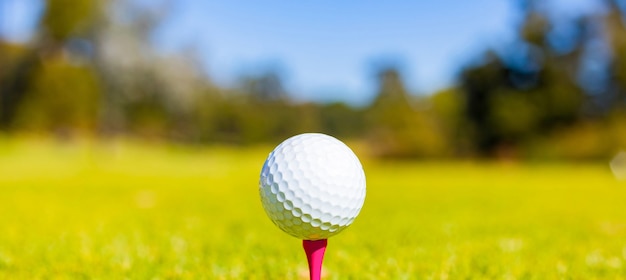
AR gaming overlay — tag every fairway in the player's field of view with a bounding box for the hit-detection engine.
[0,140,625,279]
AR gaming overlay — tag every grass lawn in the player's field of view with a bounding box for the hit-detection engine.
[0,138,625,279]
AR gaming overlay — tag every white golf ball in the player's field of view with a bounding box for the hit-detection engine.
[259,133,366,240]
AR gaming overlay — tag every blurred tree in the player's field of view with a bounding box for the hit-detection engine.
[236,71,290,143]
[40,0,100,44]
[460,0,590,157]
[92,0,201,138]
[0,0,102,133]
[429,87,467,155]
[460,51,507,155]
[319,102,365,138]
[241,71,287,103]
[13,57,101,133]
[0,42,37,130]
[367,67,448,158]
[604,0,626,112]
[234,71,320,144]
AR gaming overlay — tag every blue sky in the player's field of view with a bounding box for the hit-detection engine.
[0,0,43,42]
[153,0,516,104]
[0,0,603,105]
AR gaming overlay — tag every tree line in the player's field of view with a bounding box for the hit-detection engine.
[1,0,626,160]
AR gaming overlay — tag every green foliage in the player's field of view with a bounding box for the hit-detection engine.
[123,93,170,138]
[13,57,101,133]
[458,1,622,158]
[0,141,625,278]
[608,111,626,148]
[366,68,450,158]
[0,42,35,129]
[319,103,366,138]
[429,88,464,130]
[527,121,613,160]
[488,90,539,138]
[3,0,626,160]
[0,43,28,78]
[41,0,100,41]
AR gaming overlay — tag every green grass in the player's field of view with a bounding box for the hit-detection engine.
[0,139,625,279]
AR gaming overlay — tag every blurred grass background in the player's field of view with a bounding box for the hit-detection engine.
[2,0,626,278]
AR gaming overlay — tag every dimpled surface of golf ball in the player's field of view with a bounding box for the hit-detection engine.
[259,133,366,240]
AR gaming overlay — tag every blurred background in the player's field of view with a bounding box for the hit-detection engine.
[1,0,626,160]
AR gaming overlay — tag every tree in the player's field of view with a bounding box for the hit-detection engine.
[367,67,447,158]
[459,1,591,157]
[1,0,102,134]
[603,0,626,112]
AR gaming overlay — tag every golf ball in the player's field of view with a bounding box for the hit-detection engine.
[259,133,366,240]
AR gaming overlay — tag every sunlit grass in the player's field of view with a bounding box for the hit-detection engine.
[0,138,625,278]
